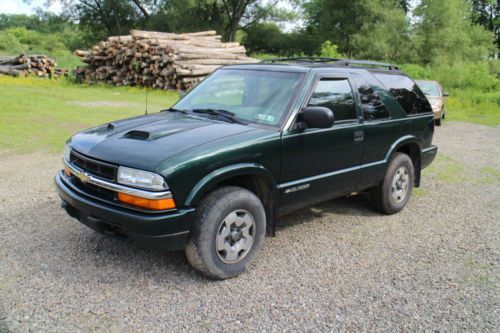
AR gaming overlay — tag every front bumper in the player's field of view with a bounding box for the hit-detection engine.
[55,172,195,251]
[433,109,442,120]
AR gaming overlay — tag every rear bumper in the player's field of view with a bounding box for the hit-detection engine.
[55,172,195,251]
[421,145,438,170]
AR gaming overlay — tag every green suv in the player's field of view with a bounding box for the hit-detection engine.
[55,58,438,279]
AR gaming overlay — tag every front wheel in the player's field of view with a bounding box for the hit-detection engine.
[371,152,414,214]
[185,186,266,279]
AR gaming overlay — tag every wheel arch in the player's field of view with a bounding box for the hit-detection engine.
[185,163,279,235]
[385,136,422,187]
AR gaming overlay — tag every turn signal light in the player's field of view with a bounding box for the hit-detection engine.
[117,192,176,211]
[64,167,71,177]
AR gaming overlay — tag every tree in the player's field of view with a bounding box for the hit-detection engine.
[54,0,148,40]
[351,0,411,61]
[470,0,500,51]
[414,0,496,63]
[221,0,258,42]
[50,0,292,42]
[304,0,411,61]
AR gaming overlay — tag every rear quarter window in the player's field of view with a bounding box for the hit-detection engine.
[373,73,432,115]
[351,75,390,121]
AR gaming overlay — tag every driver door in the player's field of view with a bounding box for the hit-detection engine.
[279,75,365,212]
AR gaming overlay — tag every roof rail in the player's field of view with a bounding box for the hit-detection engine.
[261,57,400,70]
[334,59,400,70]
[262,57,341,63]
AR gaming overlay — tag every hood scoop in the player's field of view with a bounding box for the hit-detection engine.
[121,127,195,141]
[123,130,150,140]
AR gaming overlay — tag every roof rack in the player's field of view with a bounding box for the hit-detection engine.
[261,57,400,70]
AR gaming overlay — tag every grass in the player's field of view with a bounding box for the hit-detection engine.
[53,53,84,69]
[475,166,500,185]
[445,88,500,126]
[423,154,466,183]
[412,188,428,197]
[0,76,179,154]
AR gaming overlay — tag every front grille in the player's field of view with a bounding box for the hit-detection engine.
[68,150,119,201]
[70,150,117,181]
[72,177,117,202]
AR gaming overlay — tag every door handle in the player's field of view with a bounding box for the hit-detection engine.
[354,130,364,142]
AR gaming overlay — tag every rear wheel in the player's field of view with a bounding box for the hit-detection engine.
[371,152,414,214]
[185,186,266,279]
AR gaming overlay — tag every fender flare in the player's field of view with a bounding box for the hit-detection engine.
[384,135,422,186]
[184,163,279,207]
[384,135,421,161]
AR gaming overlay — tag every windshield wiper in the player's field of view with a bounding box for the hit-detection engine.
[192,108,247,125]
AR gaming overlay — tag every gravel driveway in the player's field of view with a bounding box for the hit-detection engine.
[1,122,498,332]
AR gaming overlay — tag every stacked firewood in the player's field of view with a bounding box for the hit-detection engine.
[0,55,62,77]
[75,30,257,90]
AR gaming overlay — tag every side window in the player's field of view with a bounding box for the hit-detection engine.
[373,73,432,115]
[351,75,390,120]
[307,79,357,122]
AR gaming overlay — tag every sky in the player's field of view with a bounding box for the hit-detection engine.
[0,0,62,15]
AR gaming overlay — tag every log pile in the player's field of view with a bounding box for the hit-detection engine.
[75,30,257,90]
[0,55,62,77]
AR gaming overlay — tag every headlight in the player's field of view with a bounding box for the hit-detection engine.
[64,145,71,162]
[117,166,168,191]
[431,104,440,112]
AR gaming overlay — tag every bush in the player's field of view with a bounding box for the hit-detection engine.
[0,27,83,68]
[400,60,499,125]
[319,41,343,58]
[400,60,499,92]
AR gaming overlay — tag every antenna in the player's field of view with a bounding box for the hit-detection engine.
[145,86,148,115]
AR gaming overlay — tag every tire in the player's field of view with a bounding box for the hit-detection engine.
[371,152,414,214]
[435,117,442,126]
[185,186,266,279]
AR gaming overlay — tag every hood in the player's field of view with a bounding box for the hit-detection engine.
[68,112,257,171]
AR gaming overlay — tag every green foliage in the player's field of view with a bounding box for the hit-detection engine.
[304,0,411,60]
[446,89,500,126]
[251,52,281,60]
[414,0,495,64]
[61,0,296,43]
[319,41,343,58]
[470,0,500,50]
[0,13,91,49]
[0,27,84,69]
[0,12,70,33]
[401,60,500,126]
[243,22,317,56]
[400,61,499,91]
[351,0,411,61]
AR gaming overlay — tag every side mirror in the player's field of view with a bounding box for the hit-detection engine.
[295,106,334,130]
[443,91,449,97]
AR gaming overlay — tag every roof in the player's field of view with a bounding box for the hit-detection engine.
[223,57,402,74]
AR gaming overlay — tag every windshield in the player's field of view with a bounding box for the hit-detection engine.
[416,81,441,96]
[173,69,305,127]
